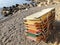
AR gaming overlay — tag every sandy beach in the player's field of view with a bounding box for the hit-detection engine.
[0,3,59,45]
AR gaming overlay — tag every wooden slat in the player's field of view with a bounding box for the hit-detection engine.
[25,30,42,34]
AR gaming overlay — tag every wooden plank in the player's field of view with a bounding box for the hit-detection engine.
[26,33,40,37]
[25,30,42,34]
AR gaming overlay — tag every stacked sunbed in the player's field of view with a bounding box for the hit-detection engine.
[23,8,55,42]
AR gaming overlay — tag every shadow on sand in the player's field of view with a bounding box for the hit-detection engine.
[46,21,60,45]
